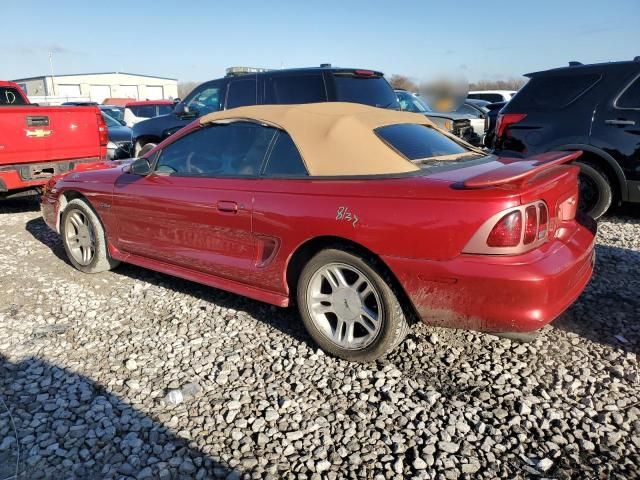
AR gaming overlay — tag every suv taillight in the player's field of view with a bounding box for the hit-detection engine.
[495,113,527,137]
[96,111,108,147]
[464,201,550,254]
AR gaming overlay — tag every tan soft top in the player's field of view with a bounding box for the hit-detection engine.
[199,102,468,176]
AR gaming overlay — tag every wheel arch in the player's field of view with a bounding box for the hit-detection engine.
[555,144,628,202]
[58,190,97,232]
[285,235,419,322]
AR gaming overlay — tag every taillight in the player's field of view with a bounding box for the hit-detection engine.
[354,69,376,76]
[464,201,550,254]
[495,113,527,137]
[523,205,537,244]
[538,203,548,239]
[96,111,108,147]
[487,211,522,247]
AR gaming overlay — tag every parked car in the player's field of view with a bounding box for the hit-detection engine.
[61,101,99,106]
[493,59,640,218]
[454,100,489,137]
[395,90,481,145]
[0,81,108,198]
[468,90,517,103]
[100,105,125,123]
[41,102,596,361]
[102,113,133,160]
[132,66,402,155]
[123,100,175,128]
[482,101,508,149]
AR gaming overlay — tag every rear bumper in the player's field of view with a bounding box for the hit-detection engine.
[384,216,597,333]
[0,158,101,194]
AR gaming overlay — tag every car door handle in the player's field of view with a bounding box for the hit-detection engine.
[217,200,238,213]
[605,119,636,126]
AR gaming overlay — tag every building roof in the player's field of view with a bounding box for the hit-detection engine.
[11,72,177,82]
[199,102,443,176]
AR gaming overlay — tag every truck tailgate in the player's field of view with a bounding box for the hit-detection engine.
[0,106,103,166]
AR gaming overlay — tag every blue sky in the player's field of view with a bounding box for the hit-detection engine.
[3,0,639,83]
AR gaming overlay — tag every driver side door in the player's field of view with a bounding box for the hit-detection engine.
[112,122,277,283]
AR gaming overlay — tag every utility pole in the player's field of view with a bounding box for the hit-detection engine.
[49,51,57,97]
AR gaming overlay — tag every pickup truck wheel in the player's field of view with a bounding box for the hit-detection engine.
[297,249,409,362]
[61,199,120,273]
[576,161,612,219]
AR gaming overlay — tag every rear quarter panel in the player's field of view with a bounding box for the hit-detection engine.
[251,175,521,295]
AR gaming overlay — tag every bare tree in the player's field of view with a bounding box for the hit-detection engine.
[387,74,418,92]
[469,77,527,91]
[177,81,201,99]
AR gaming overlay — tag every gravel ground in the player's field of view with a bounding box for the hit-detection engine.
[0,197,638,480]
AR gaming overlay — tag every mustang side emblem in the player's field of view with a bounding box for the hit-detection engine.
[26,129,53,138]
[336,206,359,227]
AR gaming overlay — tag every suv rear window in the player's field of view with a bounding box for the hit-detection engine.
[130,105,157,118]
[333,74,400,108]
[0,87,27,105]
[376,124,467,161]
[509,73,601,109]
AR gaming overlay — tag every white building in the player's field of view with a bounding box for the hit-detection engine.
[12,72,178,104]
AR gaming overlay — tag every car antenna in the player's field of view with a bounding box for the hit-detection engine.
[568,61,582,66]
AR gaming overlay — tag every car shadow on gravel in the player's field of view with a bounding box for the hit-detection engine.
[554,243,640,355]
[0,353,242,479]
[24,216,318,352]
[0,197,40,215]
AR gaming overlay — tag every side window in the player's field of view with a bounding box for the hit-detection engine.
[130,105,156,118]
[185,83,223,116]
[263,132,308,176]
[226,78,257,109]
[617,76,640,109]
[155,122,276,177]
[265,74,327,104]
[510,74,601,110]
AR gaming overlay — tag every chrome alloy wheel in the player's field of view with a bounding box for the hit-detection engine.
[306,262,383,350]
[64,210,96,266]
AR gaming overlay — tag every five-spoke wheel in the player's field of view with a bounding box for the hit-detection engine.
[298,249,409,361]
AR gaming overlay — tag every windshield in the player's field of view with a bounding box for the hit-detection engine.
[396,91,431,113]
[102,112,122,127]
[333,74,400,109]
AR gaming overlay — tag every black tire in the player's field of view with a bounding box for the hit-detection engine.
[60,198,120,274]
[297,248,409,362]
[576,161,612,219]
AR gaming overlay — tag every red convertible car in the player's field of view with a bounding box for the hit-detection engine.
[41,103,596,361]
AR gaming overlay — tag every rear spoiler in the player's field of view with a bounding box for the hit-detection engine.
[463,151,582,188]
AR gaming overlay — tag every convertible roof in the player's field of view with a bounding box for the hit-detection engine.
[199,102,442,176]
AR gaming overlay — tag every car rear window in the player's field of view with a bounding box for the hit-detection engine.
[333,74,400,108]
[0,87,27,105]
[376,124,467,161]
[509,73,601,110]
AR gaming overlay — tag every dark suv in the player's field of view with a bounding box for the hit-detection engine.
[494,59,640,218]
[132,66,400,156]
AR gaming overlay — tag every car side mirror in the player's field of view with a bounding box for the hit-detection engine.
[129,157,151,176]
[174,102,188,117]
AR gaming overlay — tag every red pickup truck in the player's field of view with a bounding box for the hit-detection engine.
[0,81,108,198]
